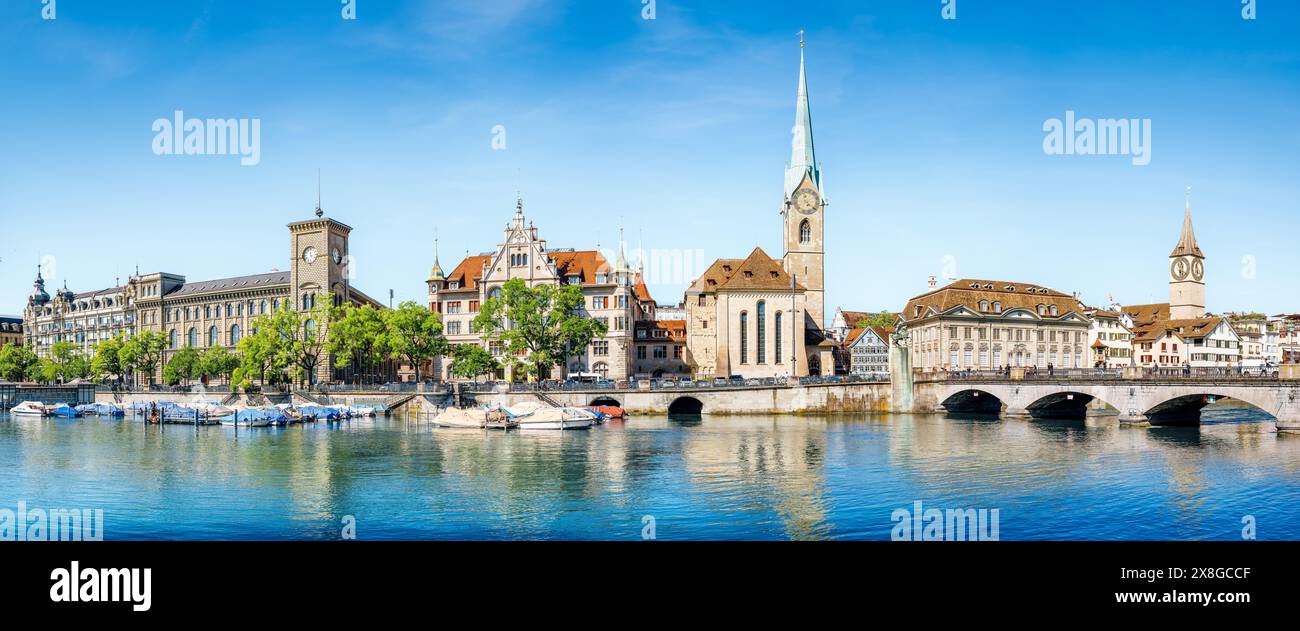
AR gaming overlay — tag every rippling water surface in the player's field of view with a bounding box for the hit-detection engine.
[1,406,1297,540]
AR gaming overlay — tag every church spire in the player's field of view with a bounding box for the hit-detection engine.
[1170,187,1203,258]
[785,32,820,199]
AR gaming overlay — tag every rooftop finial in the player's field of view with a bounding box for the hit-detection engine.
[315,169,324,218]
[1185,185,1191,211]
[797,28,805,48]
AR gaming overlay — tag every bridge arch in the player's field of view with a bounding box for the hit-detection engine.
[667,396,704,415]
[590,396,621,408]
[1024,391,1118,420]
[940,389,1003,414]
[1142,390,1277,425]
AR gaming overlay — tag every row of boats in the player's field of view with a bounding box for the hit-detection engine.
[9,400,383,427]
[432,402,627,430]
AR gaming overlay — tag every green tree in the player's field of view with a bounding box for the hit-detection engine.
[90,335,127,383]
[233,320,287,390]
[448,343,500,380]
[163,346,201,385]
[472,278,608,381]
[37,340,84,383]
[857,311,898,330]
[328,303,391,384]
[385,301,448,383]
[120,331,167,386]
[198,346,239,384]
[0,344,40,382]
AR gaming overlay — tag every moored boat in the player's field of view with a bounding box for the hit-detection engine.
[46,403,82,418]
[11,401,47,416]
[583,405,626,420]
[515,407,596,430]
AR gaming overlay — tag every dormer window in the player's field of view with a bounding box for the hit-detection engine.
[743,271,753,279]
[1049,305,1058,316]
[978,301,989,312]
[449,281,460,290]
[1005,285,1015,291]
[993,301,1001,313]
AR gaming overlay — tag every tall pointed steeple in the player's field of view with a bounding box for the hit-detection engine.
[1170,189,1203,258]
[785,32,821,199]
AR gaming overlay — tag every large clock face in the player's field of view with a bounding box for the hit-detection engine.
[1171,257,1189,281]
[1191,258,1204,281]
[793,188,819,214]
[331,248,342,265]
[302,246,318,264]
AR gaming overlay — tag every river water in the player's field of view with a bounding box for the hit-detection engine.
[1,406,1295,540]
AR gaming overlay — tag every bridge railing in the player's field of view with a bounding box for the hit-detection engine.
[915,366,1280,383]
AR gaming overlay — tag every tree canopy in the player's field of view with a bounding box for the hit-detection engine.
[472,278,608,381]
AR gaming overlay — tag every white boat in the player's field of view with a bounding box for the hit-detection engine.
[515,407,595,430]
[11,401,47,417]
[432,407,491,428]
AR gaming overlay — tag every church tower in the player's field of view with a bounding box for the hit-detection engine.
[782,34,825,330]
[1168,192,1205,320]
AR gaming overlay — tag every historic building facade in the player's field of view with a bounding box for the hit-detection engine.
[0,315,22,348]
[427,199,656,382]
[900,279,1091,371]
[23,208,386,384]
[844,324,891,377]
[1084,307,1133,368]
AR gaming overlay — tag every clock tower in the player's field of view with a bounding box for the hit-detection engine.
[289,202,353,311]
[782,35,825,329]
[1168,197,1205,320]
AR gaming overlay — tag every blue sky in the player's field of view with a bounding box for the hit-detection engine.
[1,0,1297,320]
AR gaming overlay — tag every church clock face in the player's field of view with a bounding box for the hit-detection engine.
[1191,259,1204,281]
[793,188,819,214]
[1171,257,1189,281]
[302,246,318,264]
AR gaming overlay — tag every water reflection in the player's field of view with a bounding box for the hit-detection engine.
[1,405,1298,540]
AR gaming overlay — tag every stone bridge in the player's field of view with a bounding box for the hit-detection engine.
[468,382,894,417]
[912,377,1300,430]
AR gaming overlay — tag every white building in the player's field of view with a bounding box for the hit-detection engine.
[1085,308,1134,368]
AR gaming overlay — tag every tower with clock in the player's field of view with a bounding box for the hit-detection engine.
[1168,194,1205,320]
[289,199,352,312]
[782,34,826,330]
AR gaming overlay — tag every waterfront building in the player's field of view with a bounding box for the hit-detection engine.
[1132,326,1186,368]
[899,278,1091,371]
[1130,316,1240,368]
[22,207,388,384]
[844,324,891,377]
[1084,307,1134,368]
[685,248,830,378]
[0,315,23,348]
[427,199,654,382]
[1270,315,1300,363]
[1227,313,1267,369]
[633,319,689,378]
[683,39,834,378]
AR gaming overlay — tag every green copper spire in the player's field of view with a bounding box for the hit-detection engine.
[785,33,820,198]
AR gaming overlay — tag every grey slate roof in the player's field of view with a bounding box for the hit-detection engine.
[167,271,290,297]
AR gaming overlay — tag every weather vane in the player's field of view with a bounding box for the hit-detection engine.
[797,29,805,48]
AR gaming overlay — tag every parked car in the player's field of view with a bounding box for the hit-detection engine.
[679,378,695,388]
[712,377,728,387]
[728,375,745,386]
[659,379,677,388]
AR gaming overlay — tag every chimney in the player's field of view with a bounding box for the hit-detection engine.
[927,275,937,290]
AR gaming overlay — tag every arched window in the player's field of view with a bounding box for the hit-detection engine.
[775,311,783,364]
[756,301,767,364]
[739,311,749,364]
[168,329,177,348]
[305,319,317,339]
[1049,305,1058,316]
[208,325,219,347]
[593,362,609,379]
[799,220,811,244]
[230,324,241,345]
[302,294,310,310]
[187,327,198,347]
[260,301,267,314]
[992,301,1001,313]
